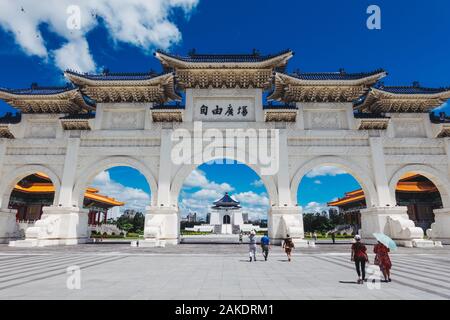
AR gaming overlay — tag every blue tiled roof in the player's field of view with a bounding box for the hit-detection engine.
[0,112,21,124]
[288,69,385,81]
[156,49,292,63]
[65,70,162,81]
[374,83,450,94]
[213,193,240,207]
[0,84,76,95]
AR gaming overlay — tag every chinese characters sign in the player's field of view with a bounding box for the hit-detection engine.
[193,98,255,121]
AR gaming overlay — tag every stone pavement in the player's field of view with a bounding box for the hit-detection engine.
[0,243,449,300]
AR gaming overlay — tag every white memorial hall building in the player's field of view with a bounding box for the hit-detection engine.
[0,49,450,247]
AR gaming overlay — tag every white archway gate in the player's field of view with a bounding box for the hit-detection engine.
[1,50,450,246]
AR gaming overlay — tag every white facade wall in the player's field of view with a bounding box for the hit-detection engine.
[0,89,449,246]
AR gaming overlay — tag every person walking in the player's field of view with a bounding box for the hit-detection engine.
[282,234,295,262]
[239,231,243,244]
[260,233,271,261]
[351,235,368,284]
[312,231,318,242]
[374,241,392,282]
[331,232,336,244]
[248,230,257,262]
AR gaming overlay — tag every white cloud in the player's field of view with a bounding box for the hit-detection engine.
[179,170,269,220]
[0,0,199,72]
[91,170,150,214]
[53,37,95,72]
[303,201,329,214]
[234,191,269,206]
[251,179,264,188]
[306,166,347,178]
[183,169,233,194]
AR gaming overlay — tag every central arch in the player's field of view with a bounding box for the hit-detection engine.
[290,156,379,208]
[170,149,279,208]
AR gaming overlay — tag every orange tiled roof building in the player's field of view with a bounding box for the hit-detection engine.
[9,173,124,225]
[328,174,442,231]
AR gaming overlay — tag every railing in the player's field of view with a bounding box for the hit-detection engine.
[353,112,390,119]
[152,103,185,110]
[60,112,96,120]
[263,103,297,110]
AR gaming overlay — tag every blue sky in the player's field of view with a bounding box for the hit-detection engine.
[0,1,449,218]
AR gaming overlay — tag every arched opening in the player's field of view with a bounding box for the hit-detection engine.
[6,172,55,237]
[81,166,152,240]
[177,159,270,242]
[394,173,443,231]
[297,165,367,240]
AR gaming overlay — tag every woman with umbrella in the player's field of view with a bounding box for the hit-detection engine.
[373,233,395,282]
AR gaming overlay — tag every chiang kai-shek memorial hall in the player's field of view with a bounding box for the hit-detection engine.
[1,49,450,247]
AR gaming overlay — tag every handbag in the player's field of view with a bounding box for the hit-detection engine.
[374,255,380,265]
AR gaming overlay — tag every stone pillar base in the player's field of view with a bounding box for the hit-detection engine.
[142,206,179,247]
[269,206,310,246]
[8,206,89,247]
[360,206,424,246]
[0,208,18,244]
[427,208,450,244]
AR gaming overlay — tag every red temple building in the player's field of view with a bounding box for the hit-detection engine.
[8,172,124,225]
[328,173,442,231]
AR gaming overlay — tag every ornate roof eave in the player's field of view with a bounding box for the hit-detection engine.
[355,87,450,113]
[264,107,297,122]
[0,88,95,113]
[64,71,181,103]
[274,71,387,87]
[268,71,387,102]
[60,118,92,130]
[151,107,184,122]
[154,50,294,70]
[0,124,14,138]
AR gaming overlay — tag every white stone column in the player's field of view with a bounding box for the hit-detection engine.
[157,129,173,207]
[277,129,291,207]
[0,139,6,176]
[267,130,308,246]
[427,208,450,244]
[359,138,430,247]
[444,138,450,179]
[58,138,80,207]
[0,140,17,243]
[142,128,179,247]
[368,137,393,207]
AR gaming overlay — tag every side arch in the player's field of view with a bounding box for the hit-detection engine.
[388,164,450,208]
[0,165,61,209]
[290,156,379,207]
[169,148,279,208]
[72,156,157,208]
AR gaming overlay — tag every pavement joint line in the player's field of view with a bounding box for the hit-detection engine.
[0,255,121,284]
[0,256,127,291]
[312,255,450,299]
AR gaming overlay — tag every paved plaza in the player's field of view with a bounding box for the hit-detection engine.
[0,243,449,300]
